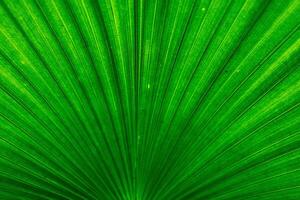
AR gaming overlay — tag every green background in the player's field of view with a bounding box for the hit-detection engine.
[0,0,300,199]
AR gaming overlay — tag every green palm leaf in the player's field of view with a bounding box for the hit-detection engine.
[1,0,300,199]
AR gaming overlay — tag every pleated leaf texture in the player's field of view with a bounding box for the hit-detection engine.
[1,0,300,199]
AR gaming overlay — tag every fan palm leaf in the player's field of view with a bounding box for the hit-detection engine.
[0,0,300,199]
